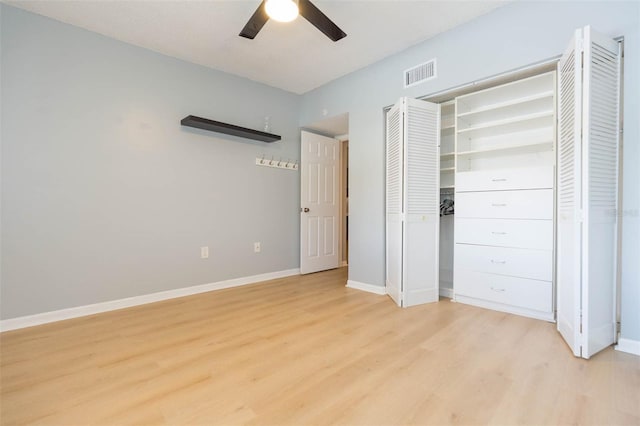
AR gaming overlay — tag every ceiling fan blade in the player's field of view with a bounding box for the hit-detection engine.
[239,1,269,39]
[298,0,347,42]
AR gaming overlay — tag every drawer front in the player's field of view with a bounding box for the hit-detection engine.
[456,167,554,192]
[455,218,553,250]
[454,270,552,313]
[455,244,552,281]
[456,189,553,219]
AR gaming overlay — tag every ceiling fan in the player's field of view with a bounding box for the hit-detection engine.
[239,0,347,42]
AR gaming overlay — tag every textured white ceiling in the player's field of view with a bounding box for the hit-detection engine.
[6,0,507,94]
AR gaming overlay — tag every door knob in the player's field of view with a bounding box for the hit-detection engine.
[302,207,310,213]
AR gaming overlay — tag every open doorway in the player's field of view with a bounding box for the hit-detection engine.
[301,112,349,275]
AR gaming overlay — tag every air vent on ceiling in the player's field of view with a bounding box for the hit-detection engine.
[404,59,437,88]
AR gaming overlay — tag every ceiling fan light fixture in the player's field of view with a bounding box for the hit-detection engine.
[265,0,299,23]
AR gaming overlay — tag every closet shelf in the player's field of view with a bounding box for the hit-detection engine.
[440,152,455,159]
[441,124,455,131]
[455,72,554,115]
[456,140,553,157]
[457,91,554,118]
[457,110,554,135]
[440,167,455,172]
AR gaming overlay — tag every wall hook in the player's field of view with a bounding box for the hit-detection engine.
[255,156,299,171]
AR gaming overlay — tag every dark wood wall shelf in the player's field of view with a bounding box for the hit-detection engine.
[181,115,281,143]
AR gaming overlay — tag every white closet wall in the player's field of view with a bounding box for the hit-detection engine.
[439,101,456,190]
[439,101,455,298]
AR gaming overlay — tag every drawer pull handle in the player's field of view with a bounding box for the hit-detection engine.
[491,232,507,235]
[491,259,507,264]
[491,203,507,207]
[490,287,506,292]
[492,178,507,182]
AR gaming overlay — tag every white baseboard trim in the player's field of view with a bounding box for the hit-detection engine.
[346,280,386,295]
[455,294,556,322]
[615,338,640,356]
[0,268,300,332]
[439,287,454,299]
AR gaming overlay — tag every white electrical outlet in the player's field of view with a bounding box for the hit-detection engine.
[254,242,261,253]
[201,246,209,259]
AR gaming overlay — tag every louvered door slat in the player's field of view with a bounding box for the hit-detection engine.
[386,107,402,214]
[406,106,439,215]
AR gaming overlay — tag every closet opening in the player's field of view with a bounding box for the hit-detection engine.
[384,29,624,358]
[384,60,559,303]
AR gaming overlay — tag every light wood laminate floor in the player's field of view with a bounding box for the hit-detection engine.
[1,267,639,425]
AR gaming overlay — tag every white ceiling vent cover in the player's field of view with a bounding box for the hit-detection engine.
[404,59,437,88]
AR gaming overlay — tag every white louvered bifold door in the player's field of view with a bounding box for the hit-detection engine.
[402,98,440,307]
[557,26,621,359]
[581,26,620,359]
[386,99,404,306]
[557,29,584,357]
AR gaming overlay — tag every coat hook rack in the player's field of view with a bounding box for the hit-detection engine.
[255,156,298,171]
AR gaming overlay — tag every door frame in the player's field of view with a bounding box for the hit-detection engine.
[336,134,349,267]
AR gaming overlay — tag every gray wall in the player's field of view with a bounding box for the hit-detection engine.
[300,1,640,341]
[1,5,301,319]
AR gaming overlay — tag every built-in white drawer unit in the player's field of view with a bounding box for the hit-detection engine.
[456,166,554,192]
[454,269,552,313]
[452,71,556,321]
[455,244,552,281]
[456,189,553,220]
[455,218,553,250]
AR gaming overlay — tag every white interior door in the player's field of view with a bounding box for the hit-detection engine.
[300,131,340,274]
[386,99,404,306]
[557,28,583,357]
[581,26,620,358]
[557,26,620,359]
[385,98,440,307]
[403,98,440,307]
